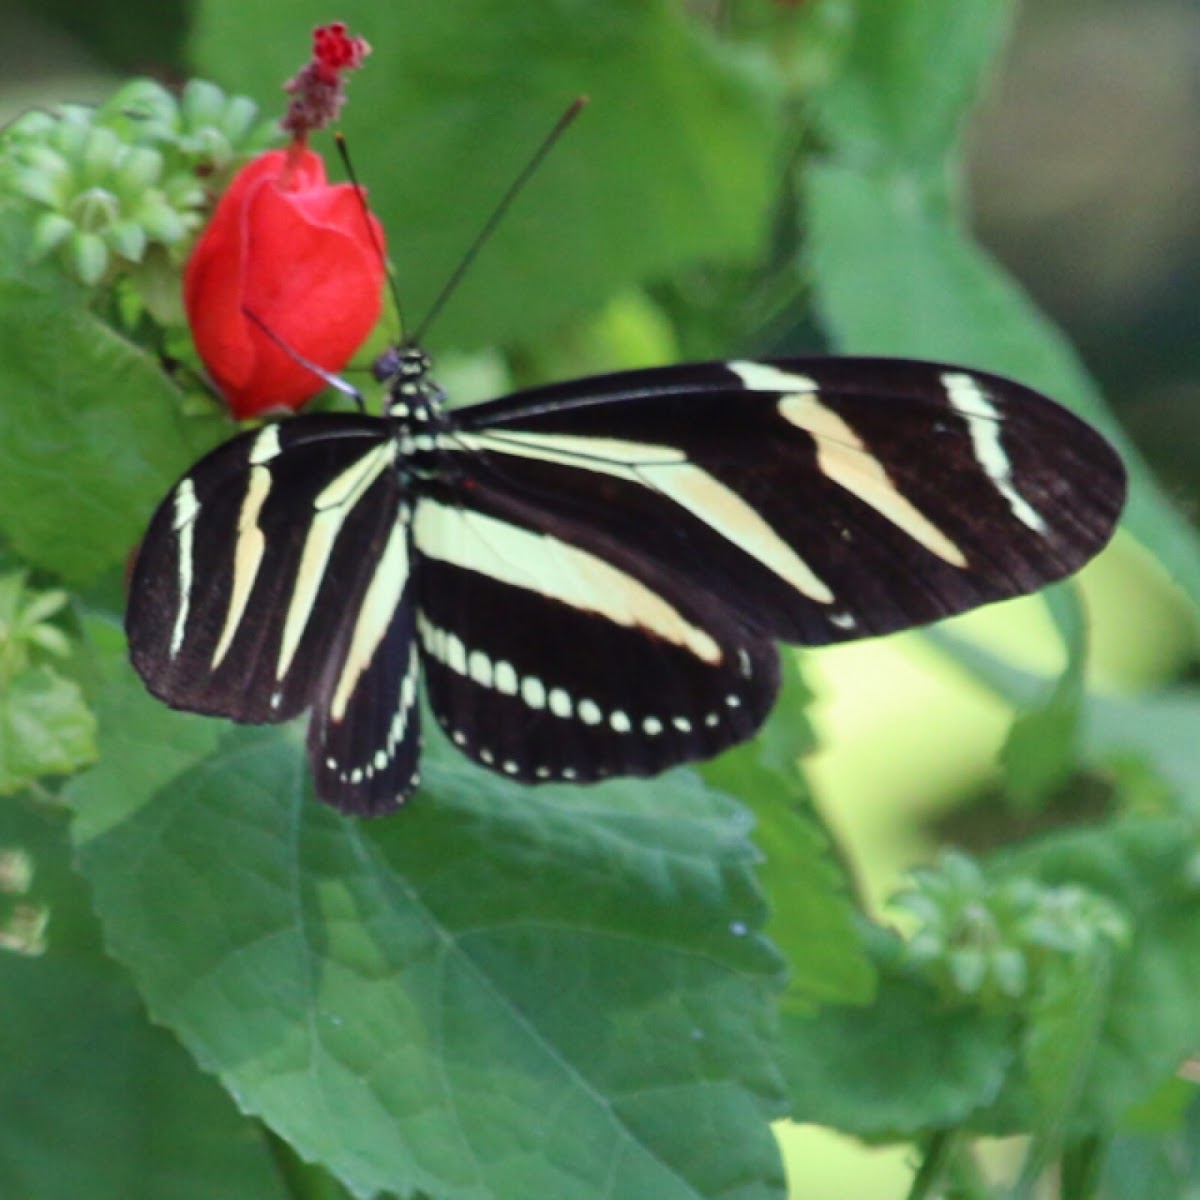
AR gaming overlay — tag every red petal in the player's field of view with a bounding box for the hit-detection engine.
[184,148,386,419]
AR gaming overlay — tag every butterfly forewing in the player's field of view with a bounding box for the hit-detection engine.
[451,358,1126,643]
[127,414,430,815]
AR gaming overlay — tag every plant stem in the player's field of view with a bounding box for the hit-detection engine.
[947,1146,996,1200]
[1061,1135,1104,1200]
[908,1131,955,1200]
[908,1133,996,1200]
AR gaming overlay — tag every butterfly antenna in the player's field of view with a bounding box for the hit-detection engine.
[413,95,589,346]
[335,131,408,342]
[244,307,368,410]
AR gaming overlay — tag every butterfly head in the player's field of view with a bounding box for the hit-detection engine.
[373,343,431,385]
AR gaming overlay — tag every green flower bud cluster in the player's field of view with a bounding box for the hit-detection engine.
[0,78,279,305]
[0,571,97,797]
[0,570,70,678]
[894,849,1130,1008]
[0,848,46,958]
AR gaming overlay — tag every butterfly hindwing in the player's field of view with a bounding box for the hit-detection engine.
[411,480,778,784]
[308,511,423,815]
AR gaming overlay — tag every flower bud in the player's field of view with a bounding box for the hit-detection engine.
[183,146,386,418]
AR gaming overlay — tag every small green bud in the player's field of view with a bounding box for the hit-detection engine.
[70,230,109,285]
[106,218,148,262]
[31,211,75,256]
[112,144,164,195]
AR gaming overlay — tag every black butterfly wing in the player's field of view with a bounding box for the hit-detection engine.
[126,414,422,815]
[412,475,779,784]
[410,357,1123,783]
[306,505,424,816]
[447,357,1126,644]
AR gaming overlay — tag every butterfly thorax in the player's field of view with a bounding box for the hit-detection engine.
[376,344,450,482]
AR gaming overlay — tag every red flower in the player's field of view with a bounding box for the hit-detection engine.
[184,146,386,419]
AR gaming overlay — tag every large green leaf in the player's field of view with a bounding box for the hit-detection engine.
[779,925,1014,1139]
[703,653,873,1012]
[69,633,789,1200]
[0,796,291,1199]
[189,0,780,354]
[802,0,1200,618]
[0,214,225,586]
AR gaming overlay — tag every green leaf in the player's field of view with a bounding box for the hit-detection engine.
[1099,1090,1200,1199]
[937,817,1200,1139]
[0,225,225,585]
[189,0,780,352]
[0,784,292,1199]
[999,584,1089,807]
[778,925,1014,1139]
[1082,692,1200,817]
[64,618,222,831]
[780,818,1200,1143]
[0,665,96,795]
[801,0,1200,622]
[703,652,873,1011]
[69,649,789,1200]
[933,632,1200,819]
[990,818,1200,1131]
[1017,941,1117,1186]
[809,0,1012,164]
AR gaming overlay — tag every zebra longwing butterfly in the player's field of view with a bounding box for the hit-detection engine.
[126,349,1125,816]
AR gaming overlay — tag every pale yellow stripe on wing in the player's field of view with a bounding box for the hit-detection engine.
[168,479,200,658]
[453,429,834,604]
[942,372,1046,533]
[275,442,397,684]
[329,517,411,722]
[210,464,272,669]
[412,498,722,663]
[208,425,285,668]
[777,392,968,568]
